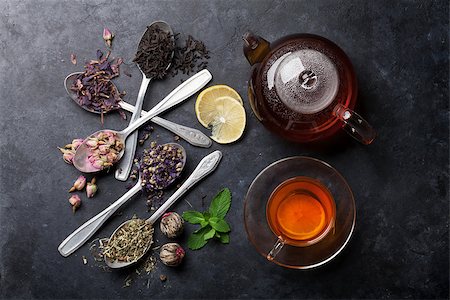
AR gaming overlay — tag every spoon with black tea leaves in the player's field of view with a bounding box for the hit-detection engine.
[64,72,212,149]
[72,69,212,173]
[104,150,222,269]
[115,21,173,181]
[58,143,187,257]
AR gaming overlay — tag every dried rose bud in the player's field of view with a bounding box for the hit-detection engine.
[103,27,114,48]
[69,194,81,213]
[98,144,109,154]
[92,160,104,170]
[63,151,75,164]
[159,243,185,267]
[86,139,98,148]
[86,181,98,198]
[69,175,86,192]
[71,139,84,150]
[160,212,184,238]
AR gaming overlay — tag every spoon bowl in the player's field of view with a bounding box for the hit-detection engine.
[136,20,175,78]
[72,129,126,173]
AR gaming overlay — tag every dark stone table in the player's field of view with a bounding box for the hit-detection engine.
[0,1,448,299]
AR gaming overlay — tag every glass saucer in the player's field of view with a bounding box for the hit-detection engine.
[244,156,356,269]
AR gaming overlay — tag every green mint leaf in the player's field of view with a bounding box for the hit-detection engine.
[188,227,210,250]
[209,188,231,219]
[204,228,216,240]
[219,233,230,244]
[200,220,209,228]
[209,216,220,223]
[210,219,231,233]
[182,211,205,224]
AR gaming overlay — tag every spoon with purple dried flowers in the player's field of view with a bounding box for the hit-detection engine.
[72,69,212,173]
[58,142,187,257]
[64,72,212,148]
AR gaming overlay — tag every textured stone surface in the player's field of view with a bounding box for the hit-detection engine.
[0,0,448,298]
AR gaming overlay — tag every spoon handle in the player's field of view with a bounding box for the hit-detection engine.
[121,69,212,137]
[115,76,151,181]
[57,182,141,257]
[119,101,212,148]
[148,150,222,224]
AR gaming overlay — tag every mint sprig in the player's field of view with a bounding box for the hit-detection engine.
[183,188,232,250]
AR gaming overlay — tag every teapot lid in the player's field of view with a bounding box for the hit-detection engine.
[267,48,339,114]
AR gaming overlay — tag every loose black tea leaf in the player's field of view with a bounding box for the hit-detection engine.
[70,50,125,120]
[133,26,175,79]
[170,35,210,76]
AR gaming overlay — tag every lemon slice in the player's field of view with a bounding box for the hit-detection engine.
[195,95,246,144]
[196,85,243,107]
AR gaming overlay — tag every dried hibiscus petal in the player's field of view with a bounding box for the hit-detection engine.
[70,50,125,122]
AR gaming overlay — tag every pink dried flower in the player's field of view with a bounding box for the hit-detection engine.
[86,139,98,148]
[62,151,74,164]
[69,195,81,213]
[92,160,103,170]
[71,139,84,150]
[70,53,77,65]
[69,175,86,192]
[86,179,98,198]
[103,27,114,48]
[98,144,109,154]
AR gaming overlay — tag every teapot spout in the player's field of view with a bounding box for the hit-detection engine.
[243,31,270,66]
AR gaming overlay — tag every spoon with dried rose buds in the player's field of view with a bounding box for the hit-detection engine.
[64,72,212,149]
[104,150,222,269]
[72,69,212,173]
[58,143,187,257]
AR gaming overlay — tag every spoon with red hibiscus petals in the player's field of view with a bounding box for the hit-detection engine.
[64,72,212,149]
[58,143,187,257]
[72,69,212,173]
[104,150,222,269]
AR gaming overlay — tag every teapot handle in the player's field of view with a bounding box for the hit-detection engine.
[243,31,271,66]
[333,104,376,145]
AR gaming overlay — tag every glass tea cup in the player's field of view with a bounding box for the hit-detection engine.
[265,176,336,260]
[244,156,356,269]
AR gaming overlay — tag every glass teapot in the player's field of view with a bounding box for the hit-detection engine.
[243,32,376,144]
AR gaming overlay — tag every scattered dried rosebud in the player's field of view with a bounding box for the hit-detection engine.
[86,178,98,198]
[103,27,114,48]
[160,212,184,238]
[69,194,81,213]
[70,53,77,65]
[159,243,185,267]
[69,175,86,192]
[71,139,84,150]
[60,149,75,164]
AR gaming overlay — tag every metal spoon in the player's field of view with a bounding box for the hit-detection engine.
[72,69,212,173]
[116,21,173,181]
[105,150,222,269]
[64,72,212,149]
[58,143,186,257]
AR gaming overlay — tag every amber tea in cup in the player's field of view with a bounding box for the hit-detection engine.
[266,176,336,253]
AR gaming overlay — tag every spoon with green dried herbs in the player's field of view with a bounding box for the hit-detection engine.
[104,150,222,269]
[72,69,212,173]
[116,21,174,181]
[58,143,187,257]
[64,72,212,149]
